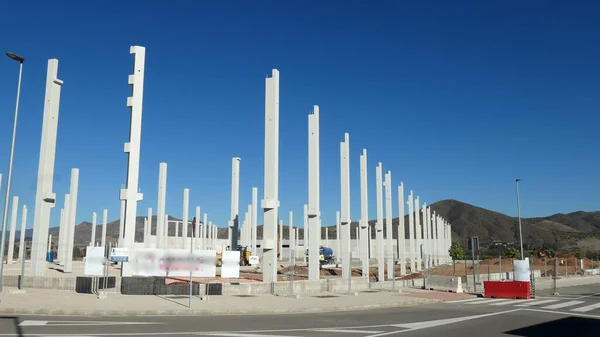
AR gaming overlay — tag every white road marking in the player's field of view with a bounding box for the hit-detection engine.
[541,300,585,309]
[367,309,522,337]
[18,321,48,326]
[515,299,559,307]
[18,320,160,327]
[490,299,532,306]
[204,334,297,337]
[524,308,600,319]
[310,329,384,333]
[467,299,508,305]
[575,292,600,300]
[571,302,600,313]
[445,297,484,303]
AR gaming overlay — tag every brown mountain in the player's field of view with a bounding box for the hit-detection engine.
[54,200,600,254]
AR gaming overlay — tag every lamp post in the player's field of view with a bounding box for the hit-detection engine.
[516,179,524,260]
[0,52,24,293]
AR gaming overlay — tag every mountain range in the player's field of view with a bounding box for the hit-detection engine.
[9,200,600,254]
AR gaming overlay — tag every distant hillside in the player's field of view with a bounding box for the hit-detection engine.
[10,199,600,254]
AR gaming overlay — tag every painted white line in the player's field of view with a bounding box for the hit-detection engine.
[571,302,600,313]
[524,308,600,319]
[18,320,159,327]
[311,329,384,334]
[18,321,48,326]
[575,292,600,300]
[490,299,533,306]
[206,334,297,337]
[541,300,585,309]
[445,297,484,304]
[467,299,509,305]
[515,299,559,307]
[367,309,522,337]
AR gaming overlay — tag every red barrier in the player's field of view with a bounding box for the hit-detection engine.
[483,281,530,299]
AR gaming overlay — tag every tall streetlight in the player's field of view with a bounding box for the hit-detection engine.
[0,52,24,293]
[516,179,524,260]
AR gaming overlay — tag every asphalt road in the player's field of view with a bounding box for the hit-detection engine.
[0,285,598,337]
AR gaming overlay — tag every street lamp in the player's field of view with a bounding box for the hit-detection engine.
[516,179,524,260]
[0,52,25,293]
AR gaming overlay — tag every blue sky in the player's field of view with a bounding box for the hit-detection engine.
[0,1,599,231]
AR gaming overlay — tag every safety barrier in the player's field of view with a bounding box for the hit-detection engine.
[484,281,530,299]
[424,275,463,293]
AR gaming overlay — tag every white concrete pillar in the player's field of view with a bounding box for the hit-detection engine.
[182,188,189,248]
[47,234,52,254]
[295,228,299,250]
[288,211,294,264]
[355,227,359,257]
[384,171,394,280]
[144,208,151,248]
[407,191,415,273]
[30,58,62,276]
[203,213,208,250]
[398,183,406,276]
[229,157,240,251]
[212,223,216,250]
[251,187,258,256]
[447,223,452,263]
[118,200,125,247]
[156,162,167,249]
[278,220,283,260]
[359,149,369,277]
[340,133,351,280]
[414,196,421,272]
[18,205,27,262]
[120,46,146,255]
[336,211,340,263]
[195,206,200,249]
[64,168,79,273]
[427,207,433,267]
[307,105,321,281]
[57,204,65,263]
[102,209,107,248]
[7,196,19,264]
[247,205,252,249]
[325,227,329,247]
[422,203,429,269]
[90,212,97,247]
[431,211,437,266]
[164,214,169,248]
[261,69,280,283]
[375,163,384,282]
[58,195,69,266]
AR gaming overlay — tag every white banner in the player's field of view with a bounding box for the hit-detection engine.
[221,251,240,278]
[129,248,217,277]
[85,246,106,276]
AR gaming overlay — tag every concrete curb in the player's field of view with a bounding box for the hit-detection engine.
[0,298,439,317]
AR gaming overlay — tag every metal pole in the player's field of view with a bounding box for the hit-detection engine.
[552,258,558,295]
[544,257,547,277]
[516,179,524,260]
[189,226,193,308]
[0,60,24,293]
[499,255,502,280]
[471,238,476,293]
[18,239,26,290]
[289,250,295,296]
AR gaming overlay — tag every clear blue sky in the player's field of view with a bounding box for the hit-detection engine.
[0,1,599,231]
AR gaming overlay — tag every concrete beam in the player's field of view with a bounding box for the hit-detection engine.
[307,105,320,281]
[30,59,62,277]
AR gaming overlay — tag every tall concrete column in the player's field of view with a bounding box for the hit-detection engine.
[30,59,63,277]
[101,209,107,248]
[340,133,351,280]
[422,203,429,270]
[278,220,283,260]
[145,208,152,248]
[307,105,321,281]
[195,206,200,249]
[212,223,217,251]
[64,168,79,273]
[7,196,18,264]
[90,212,97,247]
[57,206,65,262]
[288,211,294,264]
[359,149,369,277]
[182,188,189,248]
[118,200,125,247]
[384,171,394,280]
[414,196,421,272]
[261,69,280,283]
[375,163,384,282]
[398,183,406,275]
[156,163,167,249]
[447,223,452,263]
[121,46,146,256]
[304,204,309,253]
[336,211,340,263]
[407,191,415,273]
[18,205,27,263]
[427,207,433,267]
[47,235,52,254]
[247,205,252,249]
[229,157,240,251]
[203,213,208,250]
[431,210,437,266]
[58,195,69,266]
[251,187,258,255]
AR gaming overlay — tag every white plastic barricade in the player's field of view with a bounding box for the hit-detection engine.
[85,246,106,276]
[129,248,217,277]
[514,259,531,282]
[221,251,240,278]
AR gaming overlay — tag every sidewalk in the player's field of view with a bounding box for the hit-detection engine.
[0,287,455,317]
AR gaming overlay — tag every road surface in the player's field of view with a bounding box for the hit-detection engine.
[0,284,598,336]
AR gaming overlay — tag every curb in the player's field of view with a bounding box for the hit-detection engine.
[0,298,439,317]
